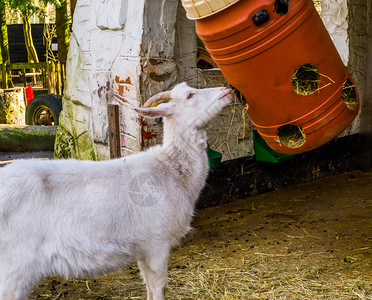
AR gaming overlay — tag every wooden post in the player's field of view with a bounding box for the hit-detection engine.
[61,62,66,93]
[48,61,56,94]
[22,69,26,87]
[56,61,62,95]
[107,104,121,159]
[1,63,7,89]
[42,67,47,88]
[31,67,37,85]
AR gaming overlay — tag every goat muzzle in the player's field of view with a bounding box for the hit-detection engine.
[143,91,171,108]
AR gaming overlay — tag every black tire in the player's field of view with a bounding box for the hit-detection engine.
[26,94,62,126]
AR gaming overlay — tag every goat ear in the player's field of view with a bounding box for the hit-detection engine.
[134,103,175,118]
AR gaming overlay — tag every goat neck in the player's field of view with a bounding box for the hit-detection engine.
[162,117,208,154]
[159,118,209,195]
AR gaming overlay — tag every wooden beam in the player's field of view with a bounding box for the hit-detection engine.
[107,104,121,159]
[10,62,47,69]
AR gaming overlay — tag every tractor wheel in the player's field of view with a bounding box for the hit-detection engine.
[26,94,62,126]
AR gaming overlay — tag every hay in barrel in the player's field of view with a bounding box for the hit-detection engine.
[277,124,306,148]
[291,64,320,96]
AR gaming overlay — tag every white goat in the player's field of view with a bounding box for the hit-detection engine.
[0,82,232,300]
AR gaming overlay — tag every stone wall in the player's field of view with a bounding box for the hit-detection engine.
[321,0,349,65]
[322,0,371,136]
[347,0,371,135]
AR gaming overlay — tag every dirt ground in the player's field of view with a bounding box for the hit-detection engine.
[28,170,371,299]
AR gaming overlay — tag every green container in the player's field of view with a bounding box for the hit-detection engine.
[207,147,222,171]
[253,130,293,163]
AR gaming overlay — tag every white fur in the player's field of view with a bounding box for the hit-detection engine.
[0,82,232,300]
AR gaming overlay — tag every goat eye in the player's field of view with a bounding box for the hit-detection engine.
[186,92,195,100]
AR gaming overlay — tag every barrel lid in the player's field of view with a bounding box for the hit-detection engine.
[181,0,240,20]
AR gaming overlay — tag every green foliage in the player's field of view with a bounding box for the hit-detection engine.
[0,0,13,88]
[55,0,69,62]
[8,0,61,17]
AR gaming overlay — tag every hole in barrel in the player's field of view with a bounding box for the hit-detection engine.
[277,125,306,148]
[275,0,289,15]
[291,64,320,96]
[342,79,357,110]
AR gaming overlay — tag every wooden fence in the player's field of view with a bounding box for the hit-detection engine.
[0,61,65,95]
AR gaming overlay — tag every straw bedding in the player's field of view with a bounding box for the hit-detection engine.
[30,171,372,299]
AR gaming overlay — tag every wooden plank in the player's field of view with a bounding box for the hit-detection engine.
[107,104,121,159]
[24,72,43,76]
[10,62,47,69]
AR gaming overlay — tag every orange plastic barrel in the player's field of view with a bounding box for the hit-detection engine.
[185,0,359,155]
